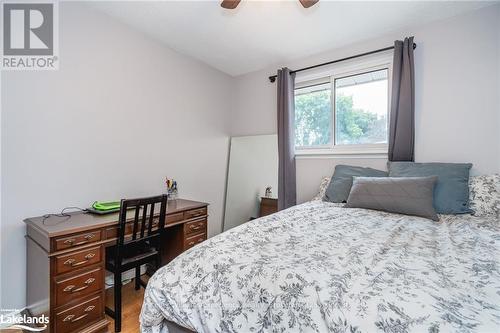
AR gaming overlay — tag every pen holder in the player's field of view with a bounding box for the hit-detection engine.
[167,189,178,201]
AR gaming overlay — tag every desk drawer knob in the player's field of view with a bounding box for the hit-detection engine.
[63,259,76,266]
[63,285,73,292]
[63,315,75,322]
[190,224,202,231]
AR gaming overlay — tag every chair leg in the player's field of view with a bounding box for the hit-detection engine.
[114,272,122,333]
[135,266,141,291]
[155,253,161,270]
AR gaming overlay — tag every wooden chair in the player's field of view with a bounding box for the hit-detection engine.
[105,194,168,332]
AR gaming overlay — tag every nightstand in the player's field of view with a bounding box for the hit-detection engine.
[259,197,278,217]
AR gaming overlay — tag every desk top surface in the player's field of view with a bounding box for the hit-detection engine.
[24,199,208,237]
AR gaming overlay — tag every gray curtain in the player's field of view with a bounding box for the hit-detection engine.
[277,68,296,210]
[389,36,415,161]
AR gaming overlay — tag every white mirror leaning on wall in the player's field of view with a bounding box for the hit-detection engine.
[223,135,278,231]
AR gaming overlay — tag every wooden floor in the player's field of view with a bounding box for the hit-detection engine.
[106,278,147,333]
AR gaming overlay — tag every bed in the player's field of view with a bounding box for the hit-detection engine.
[140,200,500,333]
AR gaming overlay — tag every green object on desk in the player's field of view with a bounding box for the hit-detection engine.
[92,201,121,211]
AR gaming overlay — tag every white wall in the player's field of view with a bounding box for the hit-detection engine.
[1,3,232,309]
[231,5,500,203]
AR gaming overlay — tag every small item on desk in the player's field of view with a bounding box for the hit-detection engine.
[92,201,120,211]
[165,177,179,200]
[87,201,138,215]
[42,206,87,225]
[87,201,122,215]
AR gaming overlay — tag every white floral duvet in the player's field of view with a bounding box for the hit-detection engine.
[140,201,500,333]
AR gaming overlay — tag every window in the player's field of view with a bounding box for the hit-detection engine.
[294,63,390,155]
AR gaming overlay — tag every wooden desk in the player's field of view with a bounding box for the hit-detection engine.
[24,199,209,333]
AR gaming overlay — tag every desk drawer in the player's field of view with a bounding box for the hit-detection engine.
[55,267,103,307]
[54,231,101,251]
[55,294,103,333]
[183,218,207,237]
[184,207,207,220]
[166,212,184,225]
[105,218,160,239]
[55,246,102,275]
[183,232,206,250]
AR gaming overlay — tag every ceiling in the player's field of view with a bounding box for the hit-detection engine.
[89,1,496,76]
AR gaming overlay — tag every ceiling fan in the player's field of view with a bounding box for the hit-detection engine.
[221,0,319,10]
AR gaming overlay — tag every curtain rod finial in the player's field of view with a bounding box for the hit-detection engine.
[269,76,276,83]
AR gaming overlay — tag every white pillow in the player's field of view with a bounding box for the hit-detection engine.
[469,174,500,217]
[312,177,331,201]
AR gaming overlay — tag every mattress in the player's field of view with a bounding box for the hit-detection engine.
[140,201,500,332]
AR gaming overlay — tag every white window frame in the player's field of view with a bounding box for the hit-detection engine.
[294,52,393,157]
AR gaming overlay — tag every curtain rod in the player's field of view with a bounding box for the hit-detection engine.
[268,43,417,83]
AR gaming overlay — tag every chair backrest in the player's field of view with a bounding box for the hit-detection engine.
[116,194,168,254]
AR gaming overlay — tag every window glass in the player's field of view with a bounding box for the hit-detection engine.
[335,69,388,145]
[294,82,332,148]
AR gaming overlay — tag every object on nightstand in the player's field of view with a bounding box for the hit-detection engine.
[265,186,273,198]
[260,197,278,217]
[165,177,178,200]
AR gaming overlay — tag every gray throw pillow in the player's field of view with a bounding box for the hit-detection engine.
[388,162,472,214]
[345,176,439,221]
[324,165,387,203]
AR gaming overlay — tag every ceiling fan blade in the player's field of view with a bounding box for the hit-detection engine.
[221,0,241,9]
[298,0,319,8]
